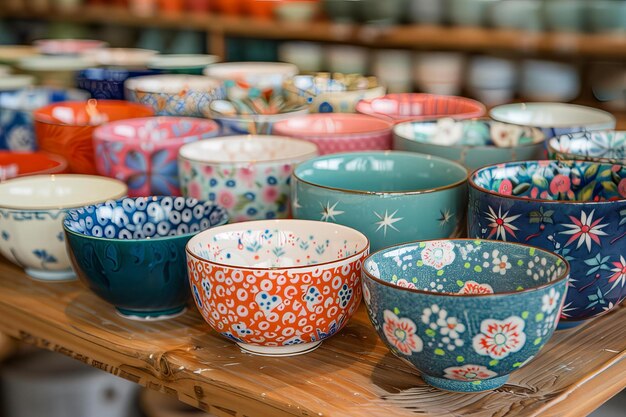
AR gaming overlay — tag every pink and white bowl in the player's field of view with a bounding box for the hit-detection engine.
[272,113,394,155]
[93,117,220,197]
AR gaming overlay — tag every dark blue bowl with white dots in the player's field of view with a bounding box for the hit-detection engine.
[64,196,229,320]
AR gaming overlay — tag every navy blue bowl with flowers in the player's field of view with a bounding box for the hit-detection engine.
[362,239,569,393]
[77,68,161,100]
[469,160,626,326]
[64,196,229,320]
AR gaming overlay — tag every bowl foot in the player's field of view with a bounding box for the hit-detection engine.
[423,374,509,393]
[115,306,187,321]
[25,268,76,282]
[556,320,585,330]
[236,341,322,357]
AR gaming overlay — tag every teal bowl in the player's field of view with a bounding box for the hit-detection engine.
[291,151,468,251]
[393,118,546,170]
[362,238,570,392]
[64,197,229,320]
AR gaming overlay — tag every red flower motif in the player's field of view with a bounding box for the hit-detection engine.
[472,316,527,359]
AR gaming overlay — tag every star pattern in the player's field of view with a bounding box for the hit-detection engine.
[374,210,403,236]
[320,201,344,222]
[438,209,454,227]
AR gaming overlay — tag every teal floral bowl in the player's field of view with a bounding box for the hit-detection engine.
[362,239,570,392]
[548,130,626,165]
[292,151,468,251]
[394,118,546,170]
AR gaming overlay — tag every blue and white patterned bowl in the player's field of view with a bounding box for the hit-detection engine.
[548,130,626,165]
[64,196,229,320]
[468,160,626,326]
[77,67,161,100]
[362,239,570,392]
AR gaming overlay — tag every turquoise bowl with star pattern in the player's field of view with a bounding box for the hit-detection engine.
[362,238,570,392]
[291,151,468,251]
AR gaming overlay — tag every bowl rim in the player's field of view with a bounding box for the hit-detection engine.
[283,74,384,96]
[185,219,370,271]
[63,196,230,243]
[272,113,394,137]
[362,238,570,298]
[0,151,68,177]
[393,117,547,150]
[546,130,626,165]
[207,101,310,120]
[93,116,220,143]
[32,100,154,127]
[469,159,626,205]
[293,150,469,196]
[124,74,223,93]
[203,61,299,78]
[147,54,221,69]
[0,87,90,111]
[178,134,320,165]
[0,174,128,210]
[489,102,616,129]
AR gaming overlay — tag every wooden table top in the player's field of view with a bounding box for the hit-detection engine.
[0,260,623,417]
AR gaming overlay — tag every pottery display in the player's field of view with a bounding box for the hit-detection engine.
[93,116,220,197]
[520,60,580,102]
[362,238,569,392]
[34,100,154,174]
[186,219,369,355]
[208,100,309,135]
[548,131,626,165]
[448,0,499,27]
[408,0,445,24]
[393,118,546,170]
[0,75,35,93]
[0,174,127,281]
[277,42,324,73]
[147,54,220,75]
[490,103,617,139]
[33,39,107,56]
[489,0,543,31]
[468,160,626,326]
[178,135,318,222]
[0,151,67,180]
[0,87,89,151]
[275,1,320,23]
[589,0,626,34]
[372,49,412,94]
[292,151,468,251]
[356,93,487,124]
[321,0,359,22]
[413,52,466,96]
[77,68,161,100]
[0,45,38,64]
[466,56,517,106]
[81,48,159,68]
[544,0,586,32]
[17,55,92,88]
[324,45,369,75]
[125,75,225,117]
[64,196,229,320]
[284,74,385,113]
[272,113,393,154]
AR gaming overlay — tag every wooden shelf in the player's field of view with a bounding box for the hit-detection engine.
[0,260,624,417]
[2,6,626,58]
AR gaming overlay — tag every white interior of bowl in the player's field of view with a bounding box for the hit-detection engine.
[0,175,127,210]
[204,62,298,79]
[275,115,392,136]
[148,54,219,68]
[125,75,222,93]
[82,48,158,66]
[179,135,318,164]
[0,75,34,91]
[18,56,91,71]
[490,103,616,128]
[187,220,368,269]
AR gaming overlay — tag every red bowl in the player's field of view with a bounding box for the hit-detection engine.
[0,151,68,180]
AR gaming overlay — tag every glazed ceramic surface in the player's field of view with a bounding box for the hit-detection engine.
[34,100,154,174]
[64,197,228,319]
[34,39,107,55]
[356,93,486,124]
[0,75,35,92]
[284,74,386,113]
[272,114,393,155]
[0,87,89,151]
[186,219,369,355]
[17,56,92,88]
[81,48,159,68]
[0,175,127,281]
[94,117,220,197]
[0,151,67,180]
[77,68,161,100]
[393,118,546,170]
[292,152,468,251]
[363,239,569,392]
[548,131,626,165]
[179,135,318,222]
[490,103,616,139]
[147,54,220,75]
[208,102,309,135]
[203,62,298,100]
[125,75,225,117]
[468,160,626,325]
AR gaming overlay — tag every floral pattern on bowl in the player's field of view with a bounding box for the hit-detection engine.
[548,130,626,165]
[468,160,626,325]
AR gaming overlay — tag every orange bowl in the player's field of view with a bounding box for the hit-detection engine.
[213,0,243,15]
[0,151,67,180]
[243,0,285,19]
[33,100,154,174]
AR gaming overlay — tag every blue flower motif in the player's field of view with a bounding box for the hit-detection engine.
[266,211,276,219]
[1,231,8,241]
[226,179,236,188]
[33,249,57,265]
[319,101,334,113]
[208,192,216,201]
[267,176,277,185]
[192,284,202,308]
[209,178,218,186]
[126,149,179,195]
[244,192,256,201]
[247,207,258,216]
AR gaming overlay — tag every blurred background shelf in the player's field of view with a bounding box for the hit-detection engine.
[0,260,624,417]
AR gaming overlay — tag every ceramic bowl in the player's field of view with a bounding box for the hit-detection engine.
[284,74,385,113]
[520,60,580,102]
[125,75,225,117]
[0,151,67,180]
[544,0,586,32]
[372,50,412,94]
[178,135,318,222]
[272,114,393,154]
[408,0,445,24]
[413,52,466,96]
[0,174,127,281]
[33,100,155,174]
[77,68,161,100]
[186,219,369,355]
[147,54,220,75]
[324,45,369,75]
[589,0,626,34]
[467,56,517,106]
[275,1,320,22]
[322,0,359,23]
[448,0,499,27]
[203,62,298,100]
[362,238,569,392]
[490,103,616,139]
[356,93,487,124]
[0,45,38,64]
[208,101,310,135]
[93,117,220,197]
[394,118,546,170]
[468,160,626,326]
[17,56,92,88]
[292,151,468,251]
[358,0,405,24]
[489,0,543,31]
[548,131,626,165]
[0,75,35,93]
[0,87,89,151]
[33,39,107,56]
[64,196,228,320]
[81,48,159,68]
[277,42,324,73]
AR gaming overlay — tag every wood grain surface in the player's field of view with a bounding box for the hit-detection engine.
[0,260,623,417]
